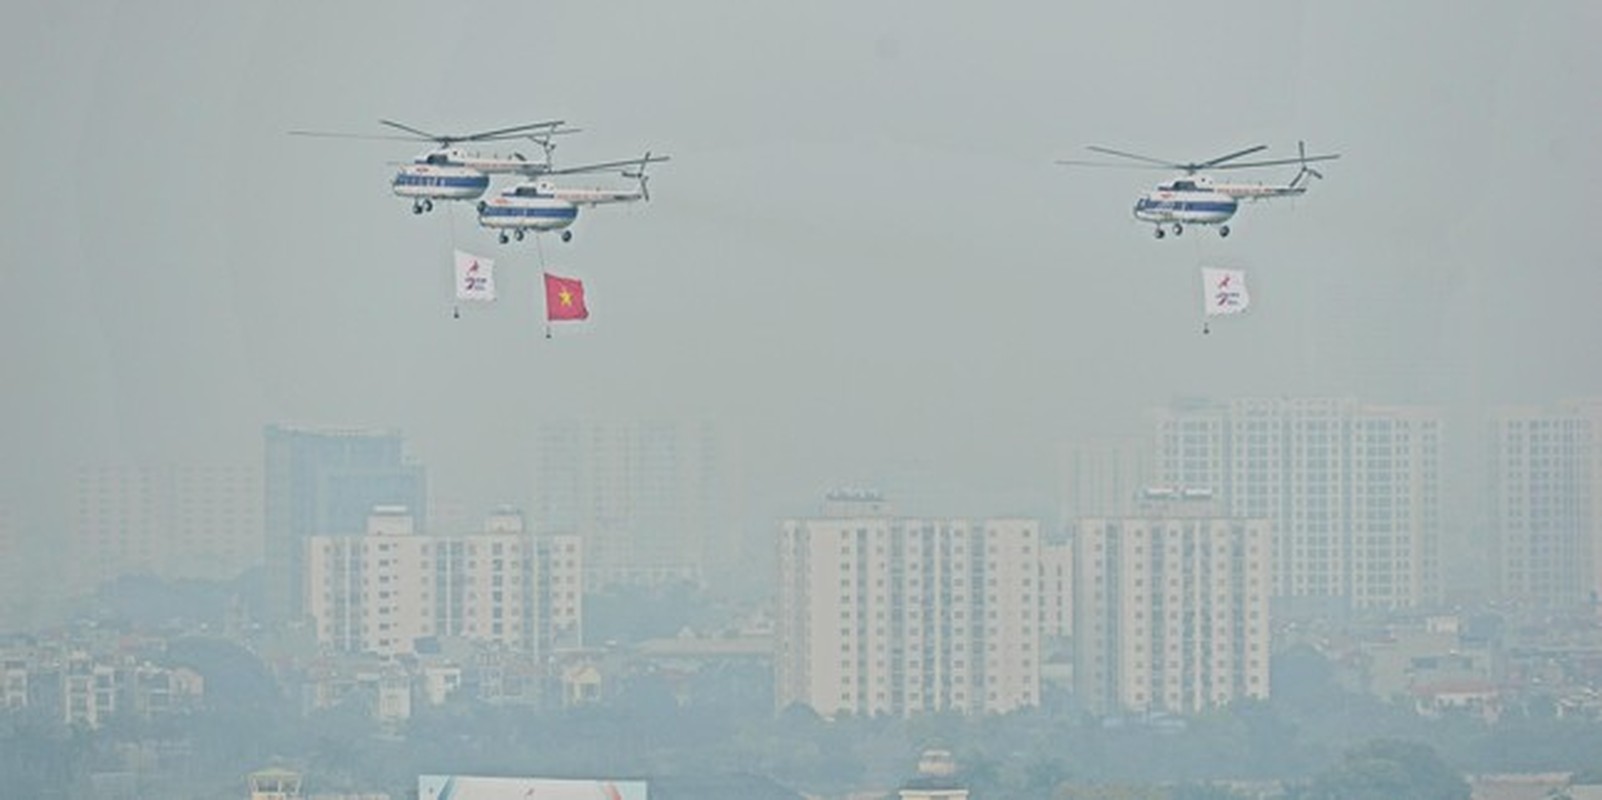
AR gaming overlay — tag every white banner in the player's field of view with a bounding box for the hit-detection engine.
[454,250,496,302]
[1201,267,1250,316]
[419,776,649,800]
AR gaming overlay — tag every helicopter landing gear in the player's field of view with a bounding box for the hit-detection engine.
[561,230,573,243]
[1154,227,1166,239]
[498,231,510,244]
[1218,224,1231,238]
[412,201,425,215]
[422,199,434,213]
[514,229,525,242]
[1171,223,1184,237]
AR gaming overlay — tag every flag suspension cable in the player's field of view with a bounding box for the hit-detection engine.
[448,203,461,319]
[535,234,552,338]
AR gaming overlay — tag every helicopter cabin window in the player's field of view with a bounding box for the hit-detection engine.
[425,153,449,165]
[1173,180,1197,191]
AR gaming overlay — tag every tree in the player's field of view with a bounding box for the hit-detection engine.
[1571,767,1602,785]
[1297,739,1468,800]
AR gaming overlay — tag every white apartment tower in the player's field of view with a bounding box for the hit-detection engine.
[776,492,1041,718]
[1153,397,1442,611]
[1074,489,1271,716]
[1490,399,1602,609]
[306,507,582,658]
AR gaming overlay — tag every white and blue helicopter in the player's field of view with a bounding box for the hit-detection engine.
[290,119,581,214]
[477,152,668,244]
[1057,142,1340,238]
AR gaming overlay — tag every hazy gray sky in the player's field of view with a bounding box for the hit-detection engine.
[3,1,1600,529]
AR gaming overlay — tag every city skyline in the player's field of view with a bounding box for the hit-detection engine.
[2,2,1600,795]
[5,390,1601,630]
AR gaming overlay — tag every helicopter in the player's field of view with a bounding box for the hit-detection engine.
[1057,141,1340,238]
[477,152,669,243]
[289,119,580,214]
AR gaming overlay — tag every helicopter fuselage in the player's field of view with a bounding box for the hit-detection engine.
[476,180,646,243]
[477,193,580,232]
[1133,188,1238,226]
[390,163,491,201]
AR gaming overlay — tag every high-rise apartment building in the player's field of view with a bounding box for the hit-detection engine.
[1490,399,1602,610]
[1060,439,1153,519]
[532,420,733,588]
[68,464,262,595]
[1073,489,1271,716]
[1039,542,1073,640]
[306,507,582,658]
[264,425,427,623]
[1152,397,1442,611]
[776,492,1041,718]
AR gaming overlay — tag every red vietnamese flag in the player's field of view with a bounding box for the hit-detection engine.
[543,272,589,321]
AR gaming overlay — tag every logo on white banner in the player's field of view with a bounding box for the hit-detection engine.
[1201,267,1250,316]
[454,250,496,302]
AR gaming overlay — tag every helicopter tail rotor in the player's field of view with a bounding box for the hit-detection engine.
[1290,140,1325,189]
[622,151,654,201]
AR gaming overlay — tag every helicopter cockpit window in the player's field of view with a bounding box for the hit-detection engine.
[426,153,448,165]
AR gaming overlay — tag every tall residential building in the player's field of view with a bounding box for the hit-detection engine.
[1059,438,1154,520]
[1073,489,1271,716]
[1152,397,1442,611]
[776,492,1041,718]
[1039,542,1073,641]
[306,507,582,658]
[1490,399,1602,610]
[67,464,263,595]
[264,425,427,624]
[532,420,733,589]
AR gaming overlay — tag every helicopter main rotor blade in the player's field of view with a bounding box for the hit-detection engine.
[378,119,444,141]
[1208,153,1342,170]
[288,130,425,142]
[1084,146,1182,168]
[541,154,672,176]
[1055,158,1174,170]
[475,125,584,146]
[518,125,584,139]
[1200,145,1270,169]
[460,119,568,141]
